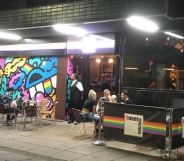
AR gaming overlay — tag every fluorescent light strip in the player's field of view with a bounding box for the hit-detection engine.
[0,32,22,40]
[125,67,138,70]
[163,68,174,71]
[127,16,159,33]
[164,32,184,39]
[0,43,66,51]
[0,40,115,51]
[53,24,87,37]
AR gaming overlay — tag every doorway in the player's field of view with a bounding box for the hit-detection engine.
[71,54,120,100]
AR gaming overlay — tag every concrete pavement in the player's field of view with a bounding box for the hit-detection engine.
[0,120,183,161]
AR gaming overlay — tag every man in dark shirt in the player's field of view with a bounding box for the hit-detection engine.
[121,89,133,104]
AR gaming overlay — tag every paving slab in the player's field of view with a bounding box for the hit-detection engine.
[0,120,183,161]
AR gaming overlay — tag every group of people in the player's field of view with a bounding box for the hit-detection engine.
[68,73,133,124]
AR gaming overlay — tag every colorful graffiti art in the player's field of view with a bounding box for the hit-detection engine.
[65,55,73,120]
[0,56,58,118]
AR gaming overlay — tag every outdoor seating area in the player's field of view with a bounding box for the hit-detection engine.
[69,108,95,136]
[0,95,57,131]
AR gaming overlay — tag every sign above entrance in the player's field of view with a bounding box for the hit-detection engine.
[67,34,115,54]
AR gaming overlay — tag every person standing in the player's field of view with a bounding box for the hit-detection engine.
[68,73,84,123]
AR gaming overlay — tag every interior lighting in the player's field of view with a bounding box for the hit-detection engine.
[108,58,114,63]
[164,32,184,39]
[127,16,159,33]
[52,24,87,37]
[0,32,22,40]
[96,58,101,63]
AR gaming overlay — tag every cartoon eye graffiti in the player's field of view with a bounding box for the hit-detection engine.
[25,57,57,99]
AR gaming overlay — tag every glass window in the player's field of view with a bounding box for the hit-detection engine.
[123,33,184,90]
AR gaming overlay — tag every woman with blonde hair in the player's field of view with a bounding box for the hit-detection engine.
[110,95,117,103]
[82,89,99,122]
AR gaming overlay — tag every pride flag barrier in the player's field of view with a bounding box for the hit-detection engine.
[103,102,184,159]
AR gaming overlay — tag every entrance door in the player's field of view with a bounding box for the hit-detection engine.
[71,54,120,100]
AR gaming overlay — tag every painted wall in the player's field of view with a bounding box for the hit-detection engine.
[65,55,73,120]
[0,56,58,115]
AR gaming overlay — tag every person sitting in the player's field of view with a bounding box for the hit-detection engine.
[96,89,111,114]
[121,89,133,104]
[110,95,118,103]
[2,92,20,126]
[82,89,99,122]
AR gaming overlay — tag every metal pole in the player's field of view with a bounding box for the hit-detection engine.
[118,34,126,102]
[92,101,105,146]
[164,108,173,159]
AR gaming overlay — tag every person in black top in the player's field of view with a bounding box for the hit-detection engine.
[121,89,133,104]
[82,90,99,122]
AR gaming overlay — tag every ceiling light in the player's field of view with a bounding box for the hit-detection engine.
[108,58,114,63]
[82,35,96,53]
[164,32,184,39]
[24,39,32,43]
[127,16,159,33]
[96,58,101,63]
[0,32,22,40]
[53,24,87,37]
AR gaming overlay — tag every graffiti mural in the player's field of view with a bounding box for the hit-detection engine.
[65,55,73,120]
[0,56,58,117]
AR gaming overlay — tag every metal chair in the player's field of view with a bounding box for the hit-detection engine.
[38,99,56,127]
[21,100,38,130]
[69,108,90,136]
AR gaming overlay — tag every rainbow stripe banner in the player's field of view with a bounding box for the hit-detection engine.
[103,116,124,129]
[172,123,182,136]
[103,115,166,136]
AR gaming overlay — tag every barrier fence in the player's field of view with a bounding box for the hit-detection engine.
[103,102,184,158]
